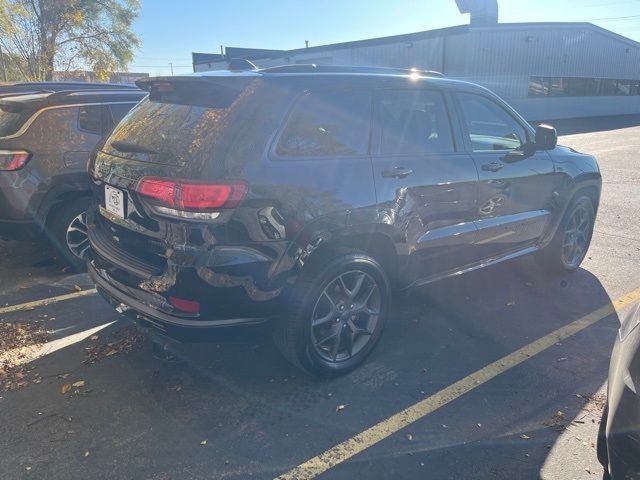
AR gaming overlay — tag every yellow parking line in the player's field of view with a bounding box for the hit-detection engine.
[0,288,97,315]
[276,287,640,480]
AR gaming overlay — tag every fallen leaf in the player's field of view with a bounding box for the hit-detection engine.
[520,434,530,440]
[61,383,72,394]
[90,335,98,341]
[72,381,85,388]
[105,349,118,357]
[200,440,207,445]
[336,404,346,413]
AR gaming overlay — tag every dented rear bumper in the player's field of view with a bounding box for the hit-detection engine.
[85,207,287,330]
[88,257,274,330]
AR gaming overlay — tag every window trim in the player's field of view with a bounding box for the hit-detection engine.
[453,91,533,154]
[269,87,374,162]
[0,101,138,140]
[370,87,459,157]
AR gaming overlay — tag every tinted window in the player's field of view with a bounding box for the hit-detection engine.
[103,103,136,134]
[528,77,549,97]
[0,107,32,137]
[458,93,527,152]
[377,90,453,154]
[528,76,640,97]
[78,105,102,135]
[109,103,135,125]
[103,79,258,166]
[277,90,371,157]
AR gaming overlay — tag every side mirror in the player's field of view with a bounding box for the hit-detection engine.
[535,124,557,150]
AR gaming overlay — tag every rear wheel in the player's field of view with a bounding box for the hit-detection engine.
[536,196,595,273]
[273,251,391,376]
[48,198,92,271]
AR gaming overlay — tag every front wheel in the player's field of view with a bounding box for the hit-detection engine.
[536,196,595,273]
[273,251,391,376]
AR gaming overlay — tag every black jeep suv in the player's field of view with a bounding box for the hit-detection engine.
[86,65,601,375]
[0,87,145,269]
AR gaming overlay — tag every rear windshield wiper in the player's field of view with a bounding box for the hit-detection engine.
[110,141,157,155]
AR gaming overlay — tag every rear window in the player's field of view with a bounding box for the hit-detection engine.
[0,107,32,137]
[276,90,372,157]
[102,79,257,166]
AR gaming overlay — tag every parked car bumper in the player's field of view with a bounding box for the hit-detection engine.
[600,303,640,479]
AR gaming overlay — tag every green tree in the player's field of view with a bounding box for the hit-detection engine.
[0,0,140,81]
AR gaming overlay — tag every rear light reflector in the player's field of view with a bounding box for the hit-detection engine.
[137,177,247,210]
[0,150,31,171]
[169,296,200,314]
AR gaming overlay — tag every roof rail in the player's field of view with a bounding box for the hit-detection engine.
[49,88,143,99]
[258,64,445,77]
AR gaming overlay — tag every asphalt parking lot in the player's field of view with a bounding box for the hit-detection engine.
[1,115,640,480]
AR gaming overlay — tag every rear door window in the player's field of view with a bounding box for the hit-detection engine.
[457,93,528,152]
[276,90,372,157]
[376,89,454,154]
[77,105,103,135]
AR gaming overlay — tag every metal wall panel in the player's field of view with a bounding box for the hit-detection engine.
[194,24,640,118]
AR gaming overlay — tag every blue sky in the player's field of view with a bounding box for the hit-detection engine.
[130,0,640,76]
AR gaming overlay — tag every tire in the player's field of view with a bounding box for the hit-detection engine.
[536,195,595,273]
[47,198,92,272]
[597,404,610,475]
[273,250,391,376]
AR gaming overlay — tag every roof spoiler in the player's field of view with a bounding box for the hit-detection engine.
[228,58,258,71]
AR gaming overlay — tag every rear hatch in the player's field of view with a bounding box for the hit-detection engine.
[87,74,267,278]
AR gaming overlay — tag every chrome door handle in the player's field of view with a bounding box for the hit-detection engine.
[481,161,504,172]
[381,167,413,179]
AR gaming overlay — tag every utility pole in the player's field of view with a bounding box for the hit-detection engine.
[0,45,7,82]
[305,40,309,48]
[169,62,174,75]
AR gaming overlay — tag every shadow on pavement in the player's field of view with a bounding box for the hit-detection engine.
[0,255,619,479]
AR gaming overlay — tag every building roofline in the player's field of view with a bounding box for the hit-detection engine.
[199,21,640,65]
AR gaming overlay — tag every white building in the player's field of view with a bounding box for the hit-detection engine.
[192,2,640,120]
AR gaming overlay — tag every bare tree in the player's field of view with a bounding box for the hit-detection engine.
[0,0,140,81]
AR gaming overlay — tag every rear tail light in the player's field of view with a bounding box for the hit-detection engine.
[136,177,247,219]
[169,296,200,314]
[0,150,31,171]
